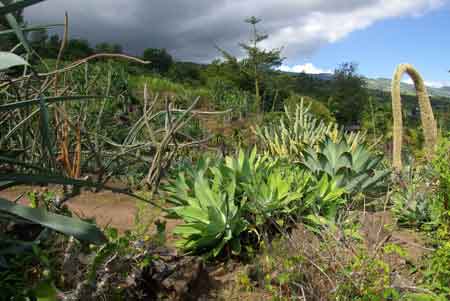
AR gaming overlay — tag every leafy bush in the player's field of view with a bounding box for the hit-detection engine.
[284,94,335,123]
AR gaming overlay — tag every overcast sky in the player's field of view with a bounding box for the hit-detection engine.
[25,0,450,84]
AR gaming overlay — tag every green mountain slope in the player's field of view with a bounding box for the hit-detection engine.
[366,78,450,98]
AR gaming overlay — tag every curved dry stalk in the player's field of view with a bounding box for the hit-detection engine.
[0,53,149,88]
[54,11,69,94]
[391,63,438,172]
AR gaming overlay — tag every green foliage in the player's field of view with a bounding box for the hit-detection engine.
[64,38,94,60]
[216,16,284,112]
[334,251,399,300]
[391,137,450,232]
[390,136,450,298]
[402,293,447,301]
[433,136,450,208]
[255,100,335,161]
[95,42,122,54]
[284,94,334,123]
[168,61,203,85]
[165,148,350,259]
[169,172,248,258]
[416,136,450,297]
[209,79,254,116]
[301,136,389,195]
[0,240,59,301]
[303,174,346,222]
[143,48,173,74]
[0,1,106,256]
[391,165,440,229]
[164,150,270,258]
[243,167,310,225]
[330,62,369,125]
[423,241,450,296]
[0,197,107,245]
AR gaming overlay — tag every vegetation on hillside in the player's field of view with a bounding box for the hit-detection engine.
[0,1,449,300]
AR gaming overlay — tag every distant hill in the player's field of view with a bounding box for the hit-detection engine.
[287,71,450,98]
[366,78,450,98]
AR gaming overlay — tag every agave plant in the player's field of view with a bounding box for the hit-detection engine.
[301,136,389,195]
[303,174,346,221]
[168,173,247,258]
[164,148,276,204]
[391,165,440,229]
[164,147,353,257]
[254,101,334,161]
[254,100,367,162]
[223,148,276,187]
[163,156,213,206]
[242,167,311,227]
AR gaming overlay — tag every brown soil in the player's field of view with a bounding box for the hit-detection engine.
[0,186,138,231]
[2,186,432,299]
[0,186,182,237]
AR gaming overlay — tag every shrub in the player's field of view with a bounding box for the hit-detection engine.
[284,94,334,123]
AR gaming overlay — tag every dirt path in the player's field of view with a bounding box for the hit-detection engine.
[0,186,181,234]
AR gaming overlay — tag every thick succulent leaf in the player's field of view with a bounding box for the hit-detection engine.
[0,23,61,36]
[0,239,36,255]
[206,206,226,233]
[230,237,242,255]
[0,197,107,244]
[0,51,28,70]
[172,223,204,236]
[0,181,16,190]
[360,169,390,190]
[171,206,209,224]
[194,176,217,208]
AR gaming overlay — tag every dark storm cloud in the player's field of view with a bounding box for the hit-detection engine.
[24,0,443,63]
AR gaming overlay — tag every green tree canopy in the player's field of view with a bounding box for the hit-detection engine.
[143,48,173,74]
[217,16,284,113]
[330,62,368,126]
[64,38,94,60]
[95,42,123,54]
